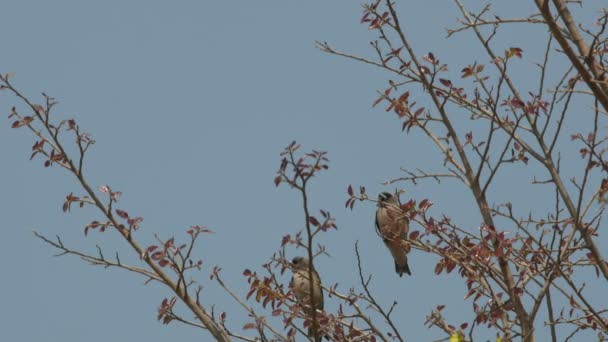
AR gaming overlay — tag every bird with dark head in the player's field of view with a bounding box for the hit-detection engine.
[375,192,412,277]
[290,256,325,341]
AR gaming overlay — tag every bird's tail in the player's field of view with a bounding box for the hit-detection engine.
[395,257,411,277]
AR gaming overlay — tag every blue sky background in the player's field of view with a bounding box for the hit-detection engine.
[1,1,607,341]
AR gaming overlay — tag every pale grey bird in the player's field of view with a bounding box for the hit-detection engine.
[290,256,325,341]
[375,192,412,277]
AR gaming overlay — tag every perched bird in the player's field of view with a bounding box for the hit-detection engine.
[290,256,325,341]
[375,192,412,277]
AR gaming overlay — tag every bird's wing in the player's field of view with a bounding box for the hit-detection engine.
[400,217,410,239]
[313,269,324,310]
[375,209,384,238]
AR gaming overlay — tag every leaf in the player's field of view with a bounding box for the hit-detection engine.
[243,323,256,330]
[33,104,44,113]
[110,191,122,202]
[67,119,76,130]
[309,216,320,227]
[162,316,173,325]
[509,47,523,58]
[434,260,445,275]
[115,209,129,219]
[347,184,354,196]
[23,116,34,125]
[281,234,290,247]
[446,260,456,273]
[409,231,420,240]
[465,131,473,145]
[439,79,452,87]
[151,251,164,260]
[128,217,143,229]
[450,331,465,342]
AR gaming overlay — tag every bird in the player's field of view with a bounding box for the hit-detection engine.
[375,191,412,277]
[290,256,325,341]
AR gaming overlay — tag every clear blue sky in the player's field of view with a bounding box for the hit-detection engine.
[1,1,606,341]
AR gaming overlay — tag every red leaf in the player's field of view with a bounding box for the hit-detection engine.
[115,209,129,219]
[361,12,371,23]
[151,251,164,260]
[439,79,452,87]
[347,185,354,196]
[465,131,473,145]
[509,47,523,58]
[110,191,122,202]
[309,216,320,227]
[273,175,281,187]
[281,234,290,247]
[243,323,256,330]
[33,104,44,113]
[446,260,456,273]
[434,260,445,275]
[409,231,420,240]
[128,217,143,229]
[418,198,432,211]
[162,316,173,325]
